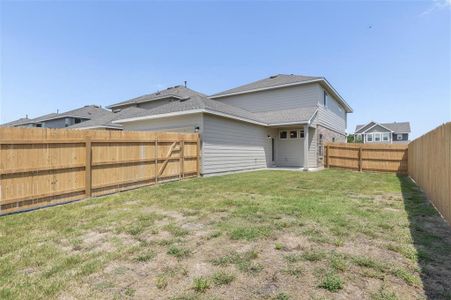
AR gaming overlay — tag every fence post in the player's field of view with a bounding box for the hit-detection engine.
[180,139,184,179]
[154,138,158,184]
[325,144,330,168]
[358,146,363,172]
[85,138,92,197]
[196,134,201,177]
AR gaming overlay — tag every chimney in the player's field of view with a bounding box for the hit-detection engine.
[184,81,187,88]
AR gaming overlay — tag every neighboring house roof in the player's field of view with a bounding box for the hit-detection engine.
[1,105,111,127]
[114,93,318,127]
[210,74,353,113]
[355,121,411,133]
[1,117,34,127]
[107,86,207,109]
[67,107,146,130]
[34,105,111,123]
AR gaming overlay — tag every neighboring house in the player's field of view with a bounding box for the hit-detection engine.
[1,105,112,129]
[354,121,411,143]
[67,107,146,130]
[111,74,353,175]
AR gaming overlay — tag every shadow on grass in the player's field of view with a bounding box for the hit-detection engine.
[398,175,451,299]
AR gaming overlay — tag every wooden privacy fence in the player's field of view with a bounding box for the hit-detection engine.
[325,143,408,174]
[0,127,200,215]
[408,123,451,225]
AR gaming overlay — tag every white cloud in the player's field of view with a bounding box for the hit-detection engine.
[420,0,451,16]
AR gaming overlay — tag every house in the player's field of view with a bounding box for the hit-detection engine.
[111,74,353,175]
[354,121,411,143]
[1,105,112,129]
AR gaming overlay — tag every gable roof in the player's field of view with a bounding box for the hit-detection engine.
[113,93,318,127]
[107,86,207,109]
[355,121,411,133]
[210,74,353,113]
[67,107,146,130]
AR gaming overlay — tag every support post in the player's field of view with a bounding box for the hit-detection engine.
[85,138,92,197]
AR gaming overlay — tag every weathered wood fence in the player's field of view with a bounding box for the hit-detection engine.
[408,123,450,225]
[0,127,200,215]
[325,143,408,174]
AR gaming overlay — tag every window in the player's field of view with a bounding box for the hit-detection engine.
[279,131,287,139]
[332,137,336,142]
[36,124,42,128]
[300,129,305,138]
[289,130,298,139]
[367,133,373,142]
[397,134,403,141]
[323,91,328,107]
[74,118,82,124]
[374,133,381,142]
[382,133,389,141]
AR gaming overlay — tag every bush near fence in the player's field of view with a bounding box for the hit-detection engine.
[0,127,200,215]
[325,143,408,174]
[408,123,451,225]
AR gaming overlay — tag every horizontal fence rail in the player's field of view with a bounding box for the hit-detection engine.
[0,127,200,215]
[325,143,408,174]
[408,123,451,225]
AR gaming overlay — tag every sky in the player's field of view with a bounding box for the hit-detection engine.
[1,0,450,138]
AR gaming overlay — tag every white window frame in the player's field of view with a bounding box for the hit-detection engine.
[299,129,305,139]
[367,133,373,142]
[279,130,288,140]
[382,132,389,141]
[374,133,381,142]
[289,130,298,139]
[323,91,328,107]
[397,134,403,141]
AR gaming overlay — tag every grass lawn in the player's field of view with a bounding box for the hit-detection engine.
[1,169,451,299]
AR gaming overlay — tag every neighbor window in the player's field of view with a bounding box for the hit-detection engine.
[279,131,287,139]
[397,134,403,141]
[74,118,82,124]
[323,91,328,107]
[332,137,336,142]
[374,133,381,142]
[382,133,389,141]
[300,129,305,138]
[367,133,373,142]
[289,130,297,139]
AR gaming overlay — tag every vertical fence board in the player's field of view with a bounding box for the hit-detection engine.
[0,127,200,215]
[408,123,451,225]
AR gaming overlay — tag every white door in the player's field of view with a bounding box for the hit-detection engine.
[276,129,304,167]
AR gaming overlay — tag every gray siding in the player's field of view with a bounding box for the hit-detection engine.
[215,83,322,112]
[120,113,202,133]
[202,114,270,174]
[366,125,391,133]
[317,92,346,133]
[137,99,176,110]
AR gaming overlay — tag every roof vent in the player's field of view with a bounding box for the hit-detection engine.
[269,75,278,79]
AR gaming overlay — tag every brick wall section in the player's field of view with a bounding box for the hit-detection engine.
[316,125,346,166]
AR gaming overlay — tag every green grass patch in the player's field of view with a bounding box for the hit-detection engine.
[192,277,210,293]
[212,271,235,285]
[318,272,343,292]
